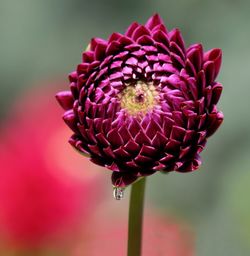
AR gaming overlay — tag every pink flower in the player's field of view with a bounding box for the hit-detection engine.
[0,81,102,251]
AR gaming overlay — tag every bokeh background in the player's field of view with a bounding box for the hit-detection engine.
[0,0,250,255]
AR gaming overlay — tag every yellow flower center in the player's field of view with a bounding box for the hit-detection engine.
[120,81,159,116]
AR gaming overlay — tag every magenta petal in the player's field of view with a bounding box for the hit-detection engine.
[107,128,123,148]
[165,139,181,153]
[145,13,164,30]
[109,71,123,81]
[94,42,107,60]
[187,44,203,71]
[185,58,197,77]
[170,126,186,141]
[128,118,141,137]
[134,130,151,145]
[131,25,151,41]
[107,162,119,171]
[152,30,169,46]
[118,125,132,142]
[152,132,168,148]
[211,83,223,105]
[108,33,123,43]
[207,111,224,137]
[62,110,77,132]
[159,153,175,164]
[118,36,134,46]
[169,28,186,53]
[172,111,184,127]
[106,41,121,55]
[177,154,202,172]
[139,145,157,157]
[204,48,222,79]
[170,52,185,68]
[204,86,212,107]
[152,23,168,34]
[179,145,192,159]
[77,123,89,141]
[193,154,202,168]
[77,63,89,74]
[68,71,77,82]
[162,116,174,137]
[197,70,206,95]
[69,83,78,99]
[96,133,110,147]
[103,146,116,159]
[126,56,138,66]
[152,162,166,171]
[110,60,123,70]
[111,172,138,187]
[125,22,139,37]
[197,131,206,144]
[203,61,215,85]
[145,118,162,139]
[113,147,131,158]
[170,41,185,61]
[137,35,154,45]
[197,97,205,115]
[82,51,94,63]
[198,114,206,130]
[183,130,195,144]
[88,144,102,156]
[55,91,74,110]
[125,160,140,170]
[91,37,108,51]
[134,154,152,164]
[187,78,199,100]
[124,139,140,153]
[186,113,197,130]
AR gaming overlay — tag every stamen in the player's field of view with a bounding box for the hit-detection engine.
[119,81,158,116]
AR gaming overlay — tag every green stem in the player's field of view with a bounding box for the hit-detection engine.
[127,178,146,256]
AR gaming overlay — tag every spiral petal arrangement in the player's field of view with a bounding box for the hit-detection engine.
[56,14,223,187]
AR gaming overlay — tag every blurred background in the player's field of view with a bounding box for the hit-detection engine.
[0,0,249,255]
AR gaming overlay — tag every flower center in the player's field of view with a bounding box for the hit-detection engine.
[120,81,158,116]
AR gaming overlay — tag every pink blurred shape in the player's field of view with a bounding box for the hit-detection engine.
[73,209,194,256]
[0,80,103,251]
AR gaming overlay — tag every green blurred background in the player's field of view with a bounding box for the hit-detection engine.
[0,0,250,255]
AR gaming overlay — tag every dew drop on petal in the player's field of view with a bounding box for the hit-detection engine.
[113,187,125,200]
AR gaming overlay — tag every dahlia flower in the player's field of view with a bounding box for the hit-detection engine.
[0,83,101,253]
[56,14,223,188]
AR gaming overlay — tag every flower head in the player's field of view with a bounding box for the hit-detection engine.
[56,14,223,187]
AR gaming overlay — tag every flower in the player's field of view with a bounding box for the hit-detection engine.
[56,14,223,187]
[0,82,102,252]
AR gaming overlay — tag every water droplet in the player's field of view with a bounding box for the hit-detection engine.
[113,187,125,200]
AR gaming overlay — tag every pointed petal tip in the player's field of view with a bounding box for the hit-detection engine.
[145,13,164,30]
[55,91,74,110]
[150,13,163,21]
[204,48,222,62]
[62,110,77,132]
[90,37,107,51]
[207,111,224,137]
[125,22,140,37]
[204,48,222,79]
[217,111,224,120]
